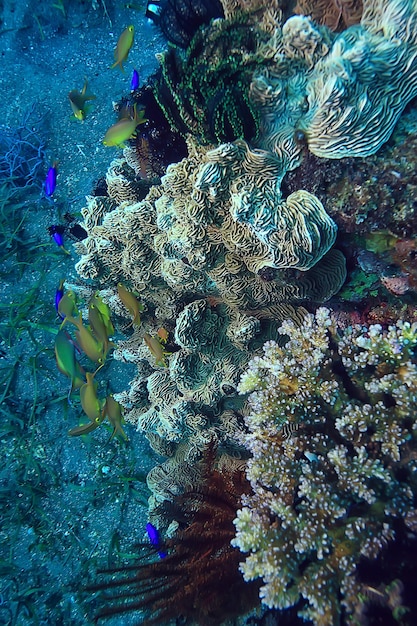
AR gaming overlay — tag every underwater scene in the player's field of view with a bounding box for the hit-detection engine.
[1,0,417,624]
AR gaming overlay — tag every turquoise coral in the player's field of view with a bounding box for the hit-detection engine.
[233,309,417,625]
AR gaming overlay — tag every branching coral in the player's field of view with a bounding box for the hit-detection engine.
[0,105,46,188]
[233,308,417,625]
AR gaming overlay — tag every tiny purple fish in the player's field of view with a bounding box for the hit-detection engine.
[130,68,140,92]
[146,522,166,559]
[45,161,58,197]
[146,522,159,545]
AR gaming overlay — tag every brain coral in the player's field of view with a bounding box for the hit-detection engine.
[233,308,417,625]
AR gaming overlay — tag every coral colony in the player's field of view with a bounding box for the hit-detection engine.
[234,309,417,625]
[62,0,417,623]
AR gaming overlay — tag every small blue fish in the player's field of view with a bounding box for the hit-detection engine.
[130,68,140,92]
[48,225,70,254]
[53,231,64,247]
[45,161,58,197]
[55,279,65,318]
[304,451,318,463]
[146,522,166,559]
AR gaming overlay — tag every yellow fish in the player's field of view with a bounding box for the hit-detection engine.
[65,314,105,364]
[58,290,78,324]
[90,293,114,336]
[103,104,147,148]
[156,327,169,343]
[117,283,144,326]
[144,332,169,367]
[104,395,128,441]
[111,24,134,72]
[69,372,105,437]
[54,330,85,392]
[68,418,104,437]
[80,372,102,422]
[88,302,114,358]
[68,79,96,121]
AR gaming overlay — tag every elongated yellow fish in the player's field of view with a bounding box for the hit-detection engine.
[65,313,105,363]
[117,282,144,325]
[103,105,147,148]
[54,330,85,391]
[104,395,128,441]
[111,25,134,72]
[143,332,168,367]
[80,372,102,422]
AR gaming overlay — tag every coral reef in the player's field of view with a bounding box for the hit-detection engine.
[77,0,417,318]
[74,1,417,622]
[74,0,417,528]
[233,308,417,625]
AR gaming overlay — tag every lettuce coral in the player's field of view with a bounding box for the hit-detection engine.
[76,139,345,312]
[233,309,417,625]
[303,0,417,158]
[252,0,417,163]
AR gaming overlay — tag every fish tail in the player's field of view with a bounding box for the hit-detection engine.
[110,60,124,72]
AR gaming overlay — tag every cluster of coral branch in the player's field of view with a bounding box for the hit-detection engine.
[233,308,417,625]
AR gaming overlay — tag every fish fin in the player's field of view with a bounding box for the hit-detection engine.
[68,420,100,436]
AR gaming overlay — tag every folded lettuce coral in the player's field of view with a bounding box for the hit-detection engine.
[76,139,345,312]
[254,0,417,160]
[233,309,417,625]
